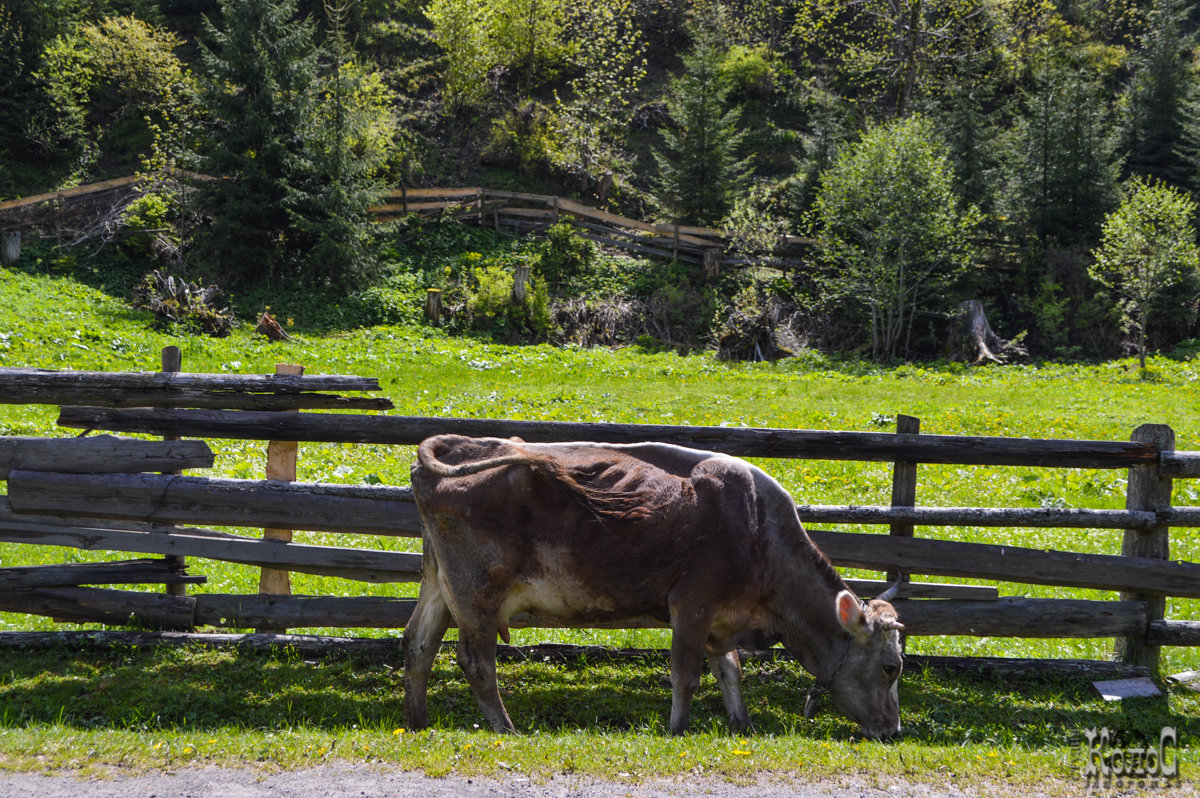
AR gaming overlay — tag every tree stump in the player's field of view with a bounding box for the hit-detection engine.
[2,230,21,266]
[954,300,1027,364]
[512,264,531,303]
[424,289,442,325]
[255,311,291,342]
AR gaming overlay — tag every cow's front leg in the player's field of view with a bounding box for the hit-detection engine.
[668,608,712,735]
[402,581,452,730]
[457,626,516,733]
[708,649,752,733]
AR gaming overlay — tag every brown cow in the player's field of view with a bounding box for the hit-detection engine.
[404,435,905,739]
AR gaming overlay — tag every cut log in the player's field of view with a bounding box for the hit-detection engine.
[0,435,214,478]
[955,300,1027,364]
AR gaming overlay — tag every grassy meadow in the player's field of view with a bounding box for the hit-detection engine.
[0,264,1197,787]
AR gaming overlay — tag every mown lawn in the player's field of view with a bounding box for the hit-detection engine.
[0,265,1197,787]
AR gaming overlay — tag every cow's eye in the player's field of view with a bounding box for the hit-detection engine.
[883,663,901,680]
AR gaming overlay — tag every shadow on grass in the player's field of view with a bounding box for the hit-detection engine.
[2,645,1195,749]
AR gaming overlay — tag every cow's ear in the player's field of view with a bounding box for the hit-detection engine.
[835,590,868,639]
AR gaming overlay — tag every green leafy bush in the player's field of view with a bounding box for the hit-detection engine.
[467,262,553,340]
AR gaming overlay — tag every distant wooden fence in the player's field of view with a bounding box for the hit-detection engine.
[1,354,1199,676]
[371,187,813,269]
[0,176,811,269]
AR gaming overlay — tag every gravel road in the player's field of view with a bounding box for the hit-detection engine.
[0,766,1167,798]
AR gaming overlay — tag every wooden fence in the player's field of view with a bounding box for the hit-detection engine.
[371,187,813,269]
[1,356,1199,676]
[0,176,810,269]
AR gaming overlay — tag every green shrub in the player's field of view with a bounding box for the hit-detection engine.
[718,44,777,99]
[467,262,553,340]
[534,222,594,289]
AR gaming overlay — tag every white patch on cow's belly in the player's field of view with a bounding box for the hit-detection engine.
[499,547,617,622]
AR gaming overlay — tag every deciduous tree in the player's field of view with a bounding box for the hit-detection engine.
[1089,177,1200,368]
[815,115,978,360]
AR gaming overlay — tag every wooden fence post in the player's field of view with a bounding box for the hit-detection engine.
[888,415,920,586]
[1116,423,1174,672]
[889,415,919,650]
[160,346,189,601]
[258,362,304,632]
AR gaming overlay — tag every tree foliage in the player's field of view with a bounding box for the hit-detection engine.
[653,3,749,226]
[190,0,393,289]
[34,16,193,174]
[816,115,978,360]
[1090,177,1200,367]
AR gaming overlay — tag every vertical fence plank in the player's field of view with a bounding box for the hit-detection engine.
[889,415,919,651]
[1116,423,1174,672]
[887,415,920,585]
[160,346,189,602]
[258,363,304,632]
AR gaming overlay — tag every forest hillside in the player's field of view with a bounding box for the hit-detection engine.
[3,0,1200,362]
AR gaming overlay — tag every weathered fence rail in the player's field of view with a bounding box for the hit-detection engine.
[51,405,1173,468]
[1,356,1198,678]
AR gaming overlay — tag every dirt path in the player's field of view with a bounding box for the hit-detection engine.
[0,765,1141,798]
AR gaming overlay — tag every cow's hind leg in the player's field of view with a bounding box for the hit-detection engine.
[668,608,713,735]
[457,625,516,733]
[402,582,452,730]
[708,649,752,733]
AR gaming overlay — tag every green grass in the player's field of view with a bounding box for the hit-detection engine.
[1,264,1198,785]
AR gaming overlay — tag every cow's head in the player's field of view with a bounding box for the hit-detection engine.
[824,588,904,740]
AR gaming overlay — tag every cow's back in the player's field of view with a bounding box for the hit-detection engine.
[410,438,763,624]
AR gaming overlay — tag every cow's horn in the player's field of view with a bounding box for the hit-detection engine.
[875,577,904,603]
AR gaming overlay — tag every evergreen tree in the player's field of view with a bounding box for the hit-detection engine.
[1122,0,1195,189]
[287,1,391,288]
[652,4,749,227]
[1010,61,1122,251]
[190,0,319,285]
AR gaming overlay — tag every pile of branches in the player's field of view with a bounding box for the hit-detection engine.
[133,269,234,337]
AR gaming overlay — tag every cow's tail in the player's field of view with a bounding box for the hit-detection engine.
[416,435,540,478]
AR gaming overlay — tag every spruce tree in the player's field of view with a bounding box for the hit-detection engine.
[286,1,388,289]
[1011,61,1121,251]
[652,4,749,227]
[190,0,318,285]
[1123,0,1195,189]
